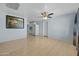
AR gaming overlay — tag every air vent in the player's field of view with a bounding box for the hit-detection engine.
[6,3,20,10]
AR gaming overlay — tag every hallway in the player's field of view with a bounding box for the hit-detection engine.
[0,35,77,56]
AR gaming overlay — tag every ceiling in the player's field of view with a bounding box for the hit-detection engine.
[0,3,79,21]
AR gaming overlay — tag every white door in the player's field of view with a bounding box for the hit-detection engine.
[35,24,39,35]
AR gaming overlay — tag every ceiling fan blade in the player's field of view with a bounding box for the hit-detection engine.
[48,13,54,16]
[48,16,52,18]
[41,13,43,15]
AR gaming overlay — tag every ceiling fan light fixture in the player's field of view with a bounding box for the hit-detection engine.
[43,17,48,20]
[41,11,53,20]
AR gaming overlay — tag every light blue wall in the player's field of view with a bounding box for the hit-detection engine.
[48,13,75,43]
[39,21,43,36]
[43,21,48,36]
[0,10,27,43]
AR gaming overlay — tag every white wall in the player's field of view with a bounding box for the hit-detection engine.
[48,13,75,43]
[0,10,27,43]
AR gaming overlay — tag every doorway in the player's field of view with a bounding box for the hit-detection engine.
[27,21,40,36]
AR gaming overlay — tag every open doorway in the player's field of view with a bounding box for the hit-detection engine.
[27,20,48,37]
[27,21,40,36]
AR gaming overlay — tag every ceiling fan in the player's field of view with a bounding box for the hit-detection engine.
[41,11,54,20]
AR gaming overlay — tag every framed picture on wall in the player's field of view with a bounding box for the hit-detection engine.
[6,15,24,29]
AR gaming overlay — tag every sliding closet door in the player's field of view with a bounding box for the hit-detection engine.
[73,13,77,46]
[77,8,79,56]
